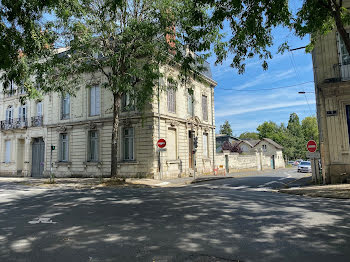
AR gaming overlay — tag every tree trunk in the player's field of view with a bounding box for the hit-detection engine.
[332,1,350,55]
[111,92,122,177]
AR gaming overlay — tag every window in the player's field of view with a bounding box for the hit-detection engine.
[5,106,13,123]
[167,81,176,113]
[123,128,134,160]
[60,133,69,161]
[262,144,267,151]
[203,133,208,158]
[188,91,194,117]
[88,131,99,162]
[167,128,177,160]
[346,105,350,143]
[339,33,350,65]
[5,140,11,163]
[36,102,43,116]
[121,92,134,112]
[89,86,100,116]
[18,104,27,122]
[202,95,208,121]
[61,94,70,119]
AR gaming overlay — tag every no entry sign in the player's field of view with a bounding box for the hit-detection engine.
[307,140,317,153]
[157,139,166,148]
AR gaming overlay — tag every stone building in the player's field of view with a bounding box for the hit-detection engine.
[0,82,45,177]
[312,4,350,183]
[0,62,217,179]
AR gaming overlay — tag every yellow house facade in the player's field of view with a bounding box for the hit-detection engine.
[312,8,350,183]
[0,63,217,179]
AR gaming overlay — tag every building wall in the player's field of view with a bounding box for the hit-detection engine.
[253,142,285,169]
[312,12,350,183]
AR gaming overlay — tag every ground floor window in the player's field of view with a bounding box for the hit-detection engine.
[5,140,11,163]
[203,133,208,157]
[167,128,177,160]
[347,105,350,143]
[60,133,69,162]
[88,131,99,161]
[123,128,134,160]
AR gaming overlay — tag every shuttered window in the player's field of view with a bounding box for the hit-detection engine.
[61,94,70,119]
[123,128,134,160]
[203,133,208,158]
[188,92,194,116]
[18,104,27,122]
[202,95,208,121]
[88,131,99,162]
[90,86,100,116]
[167,128,177,160]
[5,140,11,163]
[37,102,43,116]
[60,133,69,162]
[167,82,176,113]
[6,106,13,123]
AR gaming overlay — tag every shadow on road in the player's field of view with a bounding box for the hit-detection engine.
[0,183,349,262]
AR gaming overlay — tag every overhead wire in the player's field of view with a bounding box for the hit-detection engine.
[222,81,314,91]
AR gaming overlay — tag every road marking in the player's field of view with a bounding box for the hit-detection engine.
[258,181,286,188]
[28,217,57,224]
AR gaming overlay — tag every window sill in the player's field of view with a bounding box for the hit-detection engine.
[166,159,181,165]
[55,161,72,168]
[120,160,138,165]
[83,161,102,168]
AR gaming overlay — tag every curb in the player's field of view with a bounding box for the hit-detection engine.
[190,176,234,184]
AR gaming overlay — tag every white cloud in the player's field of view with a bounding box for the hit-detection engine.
[216,100,316,118]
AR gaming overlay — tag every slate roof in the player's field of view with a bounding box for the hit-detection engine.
[239,139,260,147]
[262,138,283,149]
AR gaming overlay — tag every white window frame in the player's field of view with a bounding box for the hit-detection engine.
[203,133,209,158]
[167,81,176,113]
[202,95,208,121]
[337,32,350,80]
[36,102,43,116]
[5,140,11,163]
[18,104,27,122]
[262,144,267,152]
[89,85,100,116]
[60,133,69,162]
[123,127,134,161]
[61,94,70,120]
[5,106,13,123]
[121,92,135,112]
[188,92,194,117]
[88,130,99,162]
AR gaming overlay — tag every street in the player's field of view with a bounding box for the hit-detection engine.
[0,169,349,262]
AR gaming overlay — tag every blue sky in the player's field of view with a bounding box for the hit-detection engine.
[209,27,316,136]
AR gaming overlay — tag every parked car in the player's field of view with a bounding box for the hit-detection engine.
[298,161,311,173]
[287,161,294,166]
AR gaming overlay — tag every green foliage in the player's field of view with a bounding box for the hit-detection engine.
[239,132,259,140]
[219,120,233,136]
[256,113,319,161]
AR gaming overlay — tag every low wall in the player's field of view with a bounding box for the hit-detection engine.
[215,151,276,174]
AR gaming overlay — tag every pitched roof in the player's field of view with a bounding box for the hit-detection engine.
[259,138,283,149]
[239,139,260,147]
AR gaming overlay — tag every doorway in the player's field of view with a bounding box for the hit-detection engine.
[31,138,45,177]
[271,155,275,169]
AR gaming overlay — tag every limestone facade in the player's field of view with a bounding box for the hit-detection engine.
[0,65,217,179]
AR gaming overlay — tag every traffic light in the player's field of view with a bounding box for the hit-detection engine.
[193,136,198,149]
[51,145,55,150]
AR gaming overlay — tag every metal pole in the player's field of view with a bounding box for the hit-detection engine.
[50,144,53,182]
[158,77,162,180]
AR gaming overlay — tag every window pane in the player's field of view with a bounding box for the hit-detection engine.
[5,140,11,163]
[90,87,96,116]
[123,128,134,160]
[95,86,100,115]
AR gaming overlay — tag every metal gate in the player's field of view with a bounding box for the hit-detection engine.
[31,138,45,177]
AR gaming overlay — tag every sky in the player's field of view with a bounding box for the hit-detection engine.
[209,0,316,136]
[209,25,316,137]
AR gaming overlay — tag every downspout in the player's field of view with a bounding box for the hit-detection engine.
[158,76,162,180]
[211,85,215,174]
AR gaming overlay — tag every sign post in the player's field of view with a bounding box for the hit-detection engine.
[307,140,320,183]
[157,139,166,180]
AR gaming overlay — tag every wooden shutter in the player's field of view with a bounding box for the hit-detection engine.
[202,95,208,121]
[37,102,42,116]
[5,140,11,163]
[167,128,177,160]
[95,86,100,115]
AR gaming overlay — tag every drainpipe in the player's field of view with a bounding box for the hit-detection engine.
[158,77,162,180]
[211,85,215,174]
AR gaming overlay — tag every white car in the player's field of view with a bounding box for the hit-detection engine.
[298,161,311,173]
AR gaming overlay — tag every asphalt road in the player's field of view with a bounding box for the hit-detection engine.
[1,169,349,262]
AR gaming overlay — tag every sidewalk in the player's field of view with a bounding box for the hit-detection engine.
[279,184,350,199]
[0,168,277,189]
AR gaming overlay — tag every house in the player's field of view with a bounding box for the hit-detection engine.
[312,10,350,183]
[237,139,260,153]
[0,62,217,179]
[215,134,240,152]
[252,138,285,169]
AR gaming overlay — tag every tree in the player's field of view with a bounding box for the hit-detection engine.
[302,116,319,144]
[29,0,220,177]
[239,132,259,140]
[219,120,233,136]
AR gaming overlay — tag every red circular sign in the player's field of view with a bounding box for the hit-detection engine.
[307,140,317,153]
[157,139,166,148]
